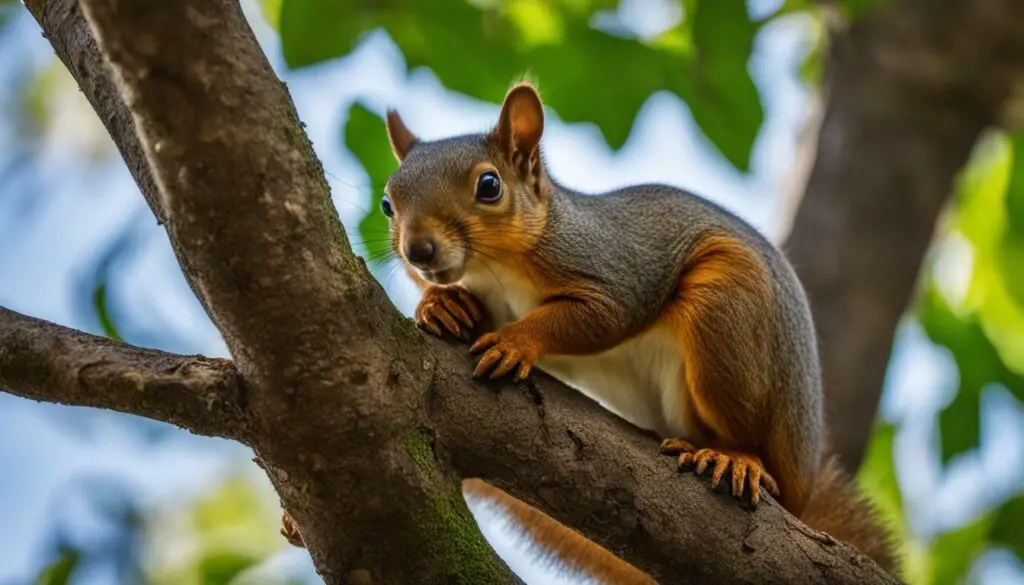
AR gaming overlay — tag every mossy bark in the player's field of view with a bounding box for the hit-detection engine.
[403,432,513,584]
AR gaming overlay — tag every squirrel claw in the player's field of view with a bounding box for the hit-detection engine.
[667,445,779,506]
[470,332,498,354]
[416,286,482,341]
[470,331,537,380]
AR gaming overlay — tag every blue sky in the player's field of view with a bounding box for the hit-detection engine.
[1,0,1022,583]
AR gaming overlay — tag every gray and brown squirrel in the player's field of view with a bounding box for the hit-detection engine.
[285,82,898,582]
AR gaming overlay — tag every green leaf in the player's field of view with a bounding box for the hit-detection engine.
[927,513,995,585]
[277,0,765,169]
[690,0,763,170]
[84,228,138,343]
[990,494,1024,562]
[278,0,368,69]
[343,102,397,264]
[33,549,80,585]
[92,284,124,341]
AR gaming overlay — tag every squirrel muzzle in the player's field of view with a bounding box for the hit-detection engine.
[399,222,468,285]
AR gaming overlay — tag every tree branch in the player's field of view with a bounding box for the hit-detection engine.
[0,307,247,439]
[783,0,1024,470]
[423,353,899,585]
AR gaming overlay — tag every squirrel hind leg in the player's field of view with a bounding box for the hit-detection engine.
[659,230,814,513]
[661,439,780,506]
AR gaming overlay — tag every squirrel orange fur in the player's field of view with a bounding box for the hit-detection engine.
[375,82,899,580]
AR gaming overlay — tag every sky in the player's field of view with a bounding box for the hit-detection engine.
[0,0,1022,583]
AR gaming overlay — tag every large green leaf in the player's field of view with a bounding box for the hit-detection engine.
[343,102,397,265]
[689,0,763,169]
[278,0,765,170]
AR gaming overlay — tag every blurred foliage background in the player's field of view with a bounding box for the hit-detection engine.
[1,0,1022,583]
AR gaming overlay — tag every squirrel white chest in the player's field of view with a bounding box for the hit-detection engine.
[458,259,690,438]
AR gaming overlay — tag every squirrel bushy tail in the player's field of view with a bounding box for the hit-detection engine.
[462,479,657,585]
[800,454,900,574]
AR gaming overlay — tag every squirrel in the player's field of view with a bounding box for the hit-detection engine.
[372,81,899,581]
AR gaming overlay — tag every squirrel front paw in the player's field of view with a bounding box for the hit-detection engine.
[416,286,484,341]
[469,327,542,381]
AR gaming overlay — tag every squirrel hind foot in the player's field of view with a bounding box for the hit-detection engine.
[280,511,305,548]
[661,441,780,506]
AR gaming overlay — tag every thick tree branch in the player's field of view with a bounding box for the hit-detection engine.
[783,0,1024,470]
[424,354,899,585]
[0,307,247,439]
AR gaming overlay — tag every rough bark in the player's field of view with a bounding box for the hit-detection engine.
[782,0,1024,470]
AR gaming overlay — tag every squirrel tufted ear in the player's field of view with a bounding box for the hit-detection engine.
[385,109,419,162]
[491,83,544,163]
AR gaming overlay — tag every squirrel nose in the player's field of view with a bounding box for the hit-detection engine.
[405,237,438,267]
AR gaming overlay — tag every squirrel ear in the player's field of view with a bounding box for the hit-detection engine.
[386,109,418,162]
[492,83,544,163]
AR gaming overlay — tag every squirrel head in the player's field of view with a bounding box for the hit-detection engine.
[382,82,549,285]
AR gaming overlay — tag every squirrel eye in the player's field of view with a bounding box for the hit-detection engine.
[475,171,503,204]
[381,195,394,218]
